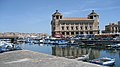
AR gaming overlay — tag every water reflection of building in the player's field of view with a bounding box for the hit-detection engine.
[52,46,100,59]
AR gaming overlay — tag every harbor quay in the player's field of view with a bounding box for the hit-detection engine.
[0,50,103,67]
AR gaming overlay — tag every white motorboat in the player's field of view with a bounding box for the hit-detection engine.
[90,57,115,66]
[0,41,13,48]
[0,41,22,52]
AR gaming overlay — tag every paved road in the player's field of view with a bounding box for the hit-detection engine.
[0,50,103,67]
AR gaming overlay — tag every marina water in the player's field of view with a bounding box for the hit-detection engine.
[19,43,120,67]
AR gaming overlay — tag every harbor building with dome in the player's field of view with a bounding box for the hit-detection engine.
[51,10,100,37]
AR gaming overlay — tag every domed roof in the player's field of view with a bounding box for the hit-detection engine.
[52,10,62,16]
[89,10,98,16]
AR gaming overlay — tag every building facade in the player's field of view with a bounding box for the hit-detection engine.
[102,21,120,33]
[51,10,100,37]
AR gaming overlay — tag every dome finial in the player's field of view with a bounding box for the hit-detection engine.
[56,10,58,12]
[92,10,94,13]
[89,10,97,15]
[52,10,62,16]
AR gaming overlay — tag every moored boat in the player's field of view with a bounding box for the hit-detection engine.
[112,43,120,48]
[90,57,115,66]
[0,41,22,53]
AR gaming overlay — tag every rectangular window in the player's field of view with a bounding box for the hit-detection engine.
[60,16,62,19]
[76,32,79,34]
[112,27,114,31]
[90,16,93,19]
[80,32,83,34]
[98,31,99,34]
[66,32,69,35]
[56,16,59,19]
[71,32,74,35]
[53,27,55,30]
[90,31,93,34]
[86,31,88,34]
[62,26,64,30]
[62,32,65,35]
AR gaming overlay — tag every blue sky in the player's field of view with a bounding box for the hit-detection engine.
[0,0,120,35]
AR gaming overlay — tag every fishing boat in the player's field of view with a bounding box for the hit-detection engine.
[112,43,120,48]
[0,41,22,53]
[90,57,115,66]
[106,43,120,49]
[107,43,120,48]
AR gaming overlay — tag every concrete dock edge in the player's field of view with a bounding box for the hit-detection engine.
[0,50,104,67]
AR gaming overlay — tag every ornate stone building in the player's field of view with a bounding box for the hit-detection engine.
[102,21,120,33]
[51,10,99,37]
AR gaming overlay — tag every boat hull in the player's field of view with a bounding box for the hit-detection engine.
[90,57,115,66]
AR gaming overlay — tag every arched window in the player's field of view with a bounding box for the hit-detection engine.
[76,26,78,30]
[66,26,69,30]
[85,26,88,30]
[71,26,74,30]
[80,26,83,30]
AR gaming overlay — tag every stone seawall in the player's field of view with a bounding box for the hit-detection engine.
[0,50,103,67]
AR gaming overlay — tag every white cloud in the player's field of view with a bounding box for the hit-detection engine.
[63,10,79,15]
[81,6,120,11]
